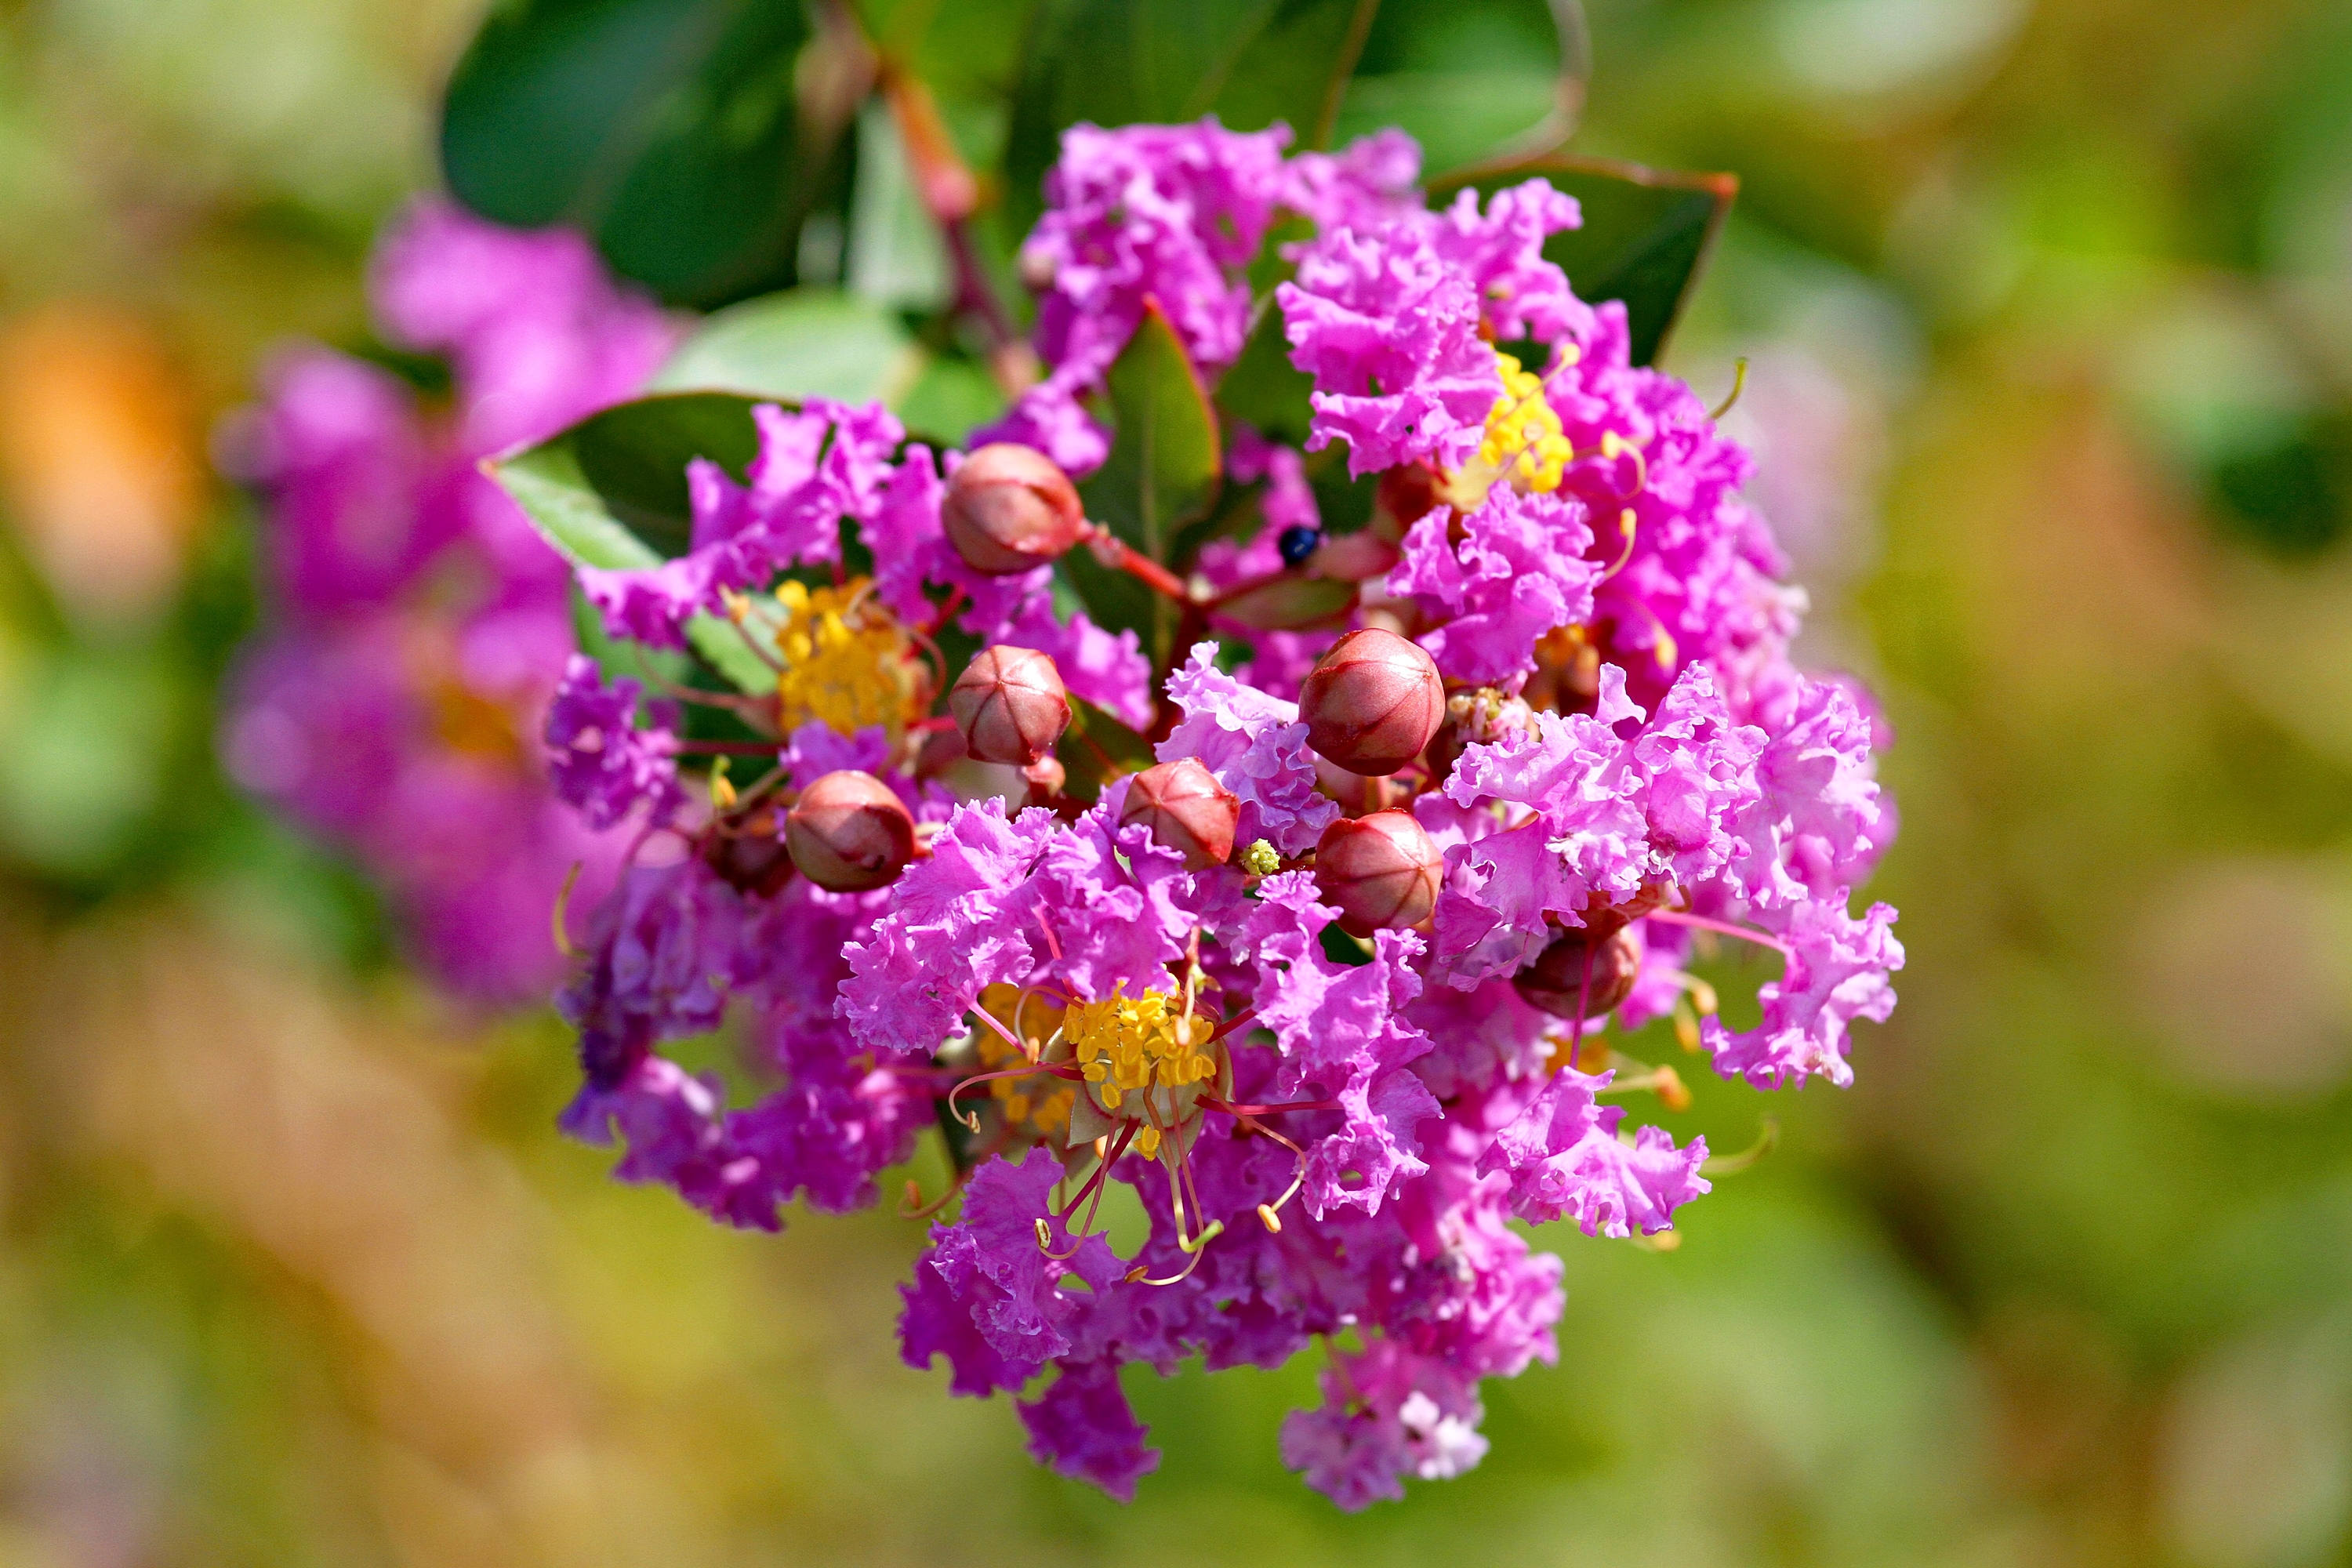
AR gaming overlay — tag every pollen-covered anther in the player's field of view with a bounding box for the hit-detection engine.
[941,442,1087,574]
[1065,985,1218,1159]
[1439,349,1573,510]
[784,769,915,891]
[949,644,1070,765]
[1479,351,1573,492]
[1314,810,1443,935]
[1120,758,1240,869]
[1299,628,1446,778]
[773,577,923,737]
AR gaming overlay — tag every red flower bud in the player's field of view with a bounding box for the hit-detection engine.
[941,443,1087,575]
[785,770,915,891]
[1022,755,1068,800]
[1512,926,1644,1021]
[1314,810,1442,935]
[1120,757,1240,870]
[949,644,1071,765]
[1300,628,1446,777]
[702,806,796,897]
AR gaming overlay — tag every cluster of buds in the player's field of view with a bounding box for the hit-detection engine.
[524,118,1902,1514]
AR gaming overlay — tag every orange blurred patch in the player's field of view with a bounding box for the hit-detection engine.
[0,303,204,626]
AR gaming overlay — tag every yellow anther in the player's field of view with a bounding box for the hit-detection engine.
[709,757,737,809]
[771,576,922,738]
[1445,349,1573,510]
[1064,985,1217,1105]
[975,984,1073,1137]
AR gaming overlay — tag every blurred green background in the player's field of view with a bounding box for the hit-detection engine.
[2,0,2351,1563]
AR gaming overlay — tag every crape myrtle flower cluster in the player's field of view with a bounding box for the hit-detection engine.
[220,201,673,999]
[539,118,1900,1509]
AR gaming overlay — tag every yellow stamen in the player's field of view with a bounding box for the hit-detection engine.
[975,983,1073,1138]
[1439,349,1575,511]
[1064,985,1218,1111]
[771,576,923,738]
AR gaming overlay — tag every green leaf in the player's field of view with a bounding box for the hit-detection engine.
[1073,303,1223,668]
[441,0,850,310]
[844,98,953,313]
[1333,0,1586,176]
[1058,696,1158,804]
[650,287,925,405]
[1432,154,1737,368]
[1003,0,1378,233]
[488,392,775,693]
[1079,303,1224,561]
[1214,297,1316,450]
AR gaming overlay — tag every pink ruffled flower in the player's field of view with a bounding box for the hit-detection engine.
[1155,642,1339,855]
[1278,223,1500,476]
[1389,483,1601,685]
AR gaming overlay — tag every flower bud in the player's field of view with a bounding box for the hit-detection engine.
[1314,810,1442,935]
[785,770,915,891]
[702,806,796,897]
[942,443,1087,575]
[949,644,1070,765]
[1512,926,1643,1021]
[1022,755,1067,800]
[1300,628,1445,777]
[1119,757,1240,870]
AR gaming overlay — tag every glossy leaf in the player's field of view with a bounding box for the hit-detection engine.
[1079,303,1224,561]
[441,0,851,310]
[1072,303,1223,668]
[1432,154,1736,368]
[1002,0,1377,232]
[489,393,775,693]
[1210,573,1359,630]
[650,289,925,405]
[1058,695,1158,804]
[1334,0,1585,176]
[1214,298,1317,450]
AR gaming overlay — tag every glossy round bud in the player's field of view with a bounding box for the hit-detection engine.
[1512,926,1644,1021]
[1300,628,1446,777]
[941,443,1087,575]
[949,644,1070,765]
[1313,810,1442,935]
[1120,757,1240,870]
[785,770,915,891]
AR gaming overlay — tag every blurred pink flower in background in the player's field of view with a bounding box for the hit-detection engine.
[218,201,676,1000]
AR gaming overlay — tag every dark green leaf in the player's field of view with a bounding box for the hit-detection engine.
[1432,154,1736,368]
[1003,0,1377,233]
[1215,298,1316,450]
[1073,303,1223,666]
[488,392,775,692]
[651,288,925,404]
[1079,303,1224,561]
[1058,695,1157,803]
[441,0,849,310]
[1334,0,1585,176]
